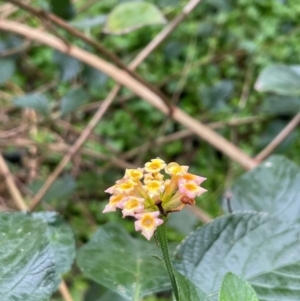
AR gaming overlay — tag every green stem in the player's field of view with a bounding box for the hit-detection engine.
[133,259,141,301]
[156,217,179,301]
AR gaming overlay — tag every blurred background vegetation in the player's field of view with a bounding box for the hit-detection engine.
[0,0,300,300]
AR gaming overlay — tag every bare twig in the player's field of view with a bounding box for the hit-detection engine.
[0,124,28,139]
[0,3,18,18]
[0,153,27,210]
[255,112,300,162]
[238,60,254,109]
[58,281,74,301]
[0,138,136,169]
[0,38,30,57]
[187,206,212,224]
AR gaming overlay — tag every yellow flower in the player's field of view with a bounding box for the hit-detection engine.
[103,194,127,213]
[165,162,188,176]
[121,197,144,217]
[115,179,137,194]
[144,172,164,184]
[179,181,207,198]
[180,173,206,185]
[144,158,166,173]
[125,168,143,181]
[144,180,164,197]
[134,211,163,240]
[103,158,207,240]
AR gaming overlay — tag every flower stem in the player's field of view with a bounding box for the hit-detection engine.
[156,217,179,301]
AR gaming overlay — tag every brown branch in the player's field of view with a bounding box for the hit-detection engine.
[0,38,30,57]
[0,153,28,210]
[255,112,300,162]
[187,206,212,224]
[0,138,136,169]
[0,3,18,18]
[0,124,28,138]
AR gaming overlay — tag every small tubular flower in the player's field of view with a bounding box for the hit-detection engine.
[121,197,144,217]
[144,180,164,197]
[144,172,164,184]
[144,158,166,173]
[125,168,143,181]
[103,158,207,240]
[103,194,127,213]
[134,212,163,240]
[115,179,137,194]
[179,181,207,199]
[179,173,206,186]
[165,162,188,176]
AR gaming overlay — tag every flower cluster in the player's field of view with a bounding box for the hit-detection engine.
[103,158,207,240]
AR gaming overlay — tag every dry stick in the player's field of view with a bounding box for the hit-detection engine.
[0,138,136,169]
[0,154,27,210]
[29,87,117,210]
[0,124,28,139]
[0,3,17,18]
[0,153,74,301]
[6,0,171,109]
[0,39,30,57]
[187,206,212,223]
[0,20,257,201]
[0,0,30,18]
[255,112,300,162]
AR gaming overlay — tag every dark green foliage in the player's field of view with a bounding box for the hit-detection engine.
[49,0,75,20]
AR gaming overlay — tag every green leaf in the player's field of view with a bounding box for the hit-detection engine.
[174,269,209,301]
[13,93,50,115]
[83,65,108,91]
[257,120,299,153]
[104,2,167,35]
[219,273,259,301]
[0,58,15,84]
[53,51,82,81]
[71,15,107,29]
[77,223,170,300]
[223,155,300,222]
[84,282,129,301]
[32,212,75,275]
[28,174,76,203]
[255,64,300,95]
[61,88,89,116]
[173,212,300,301]
[261,95,300,116]
[49,0,75,20]
[0,212,60,301]
[199,80,234,113]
